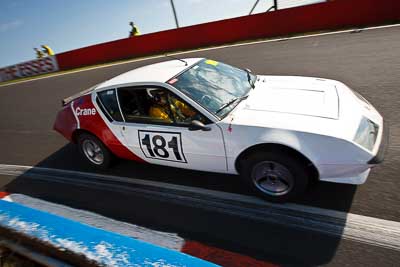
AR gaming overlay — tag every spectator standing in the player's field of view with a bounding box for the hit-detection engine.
[41,45,54,56]
[129,21,141,37]
[34,48,44,58]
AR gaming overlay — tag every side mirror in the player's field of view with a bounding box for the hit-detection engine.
[245,68,252,73]
[189,120,211,131]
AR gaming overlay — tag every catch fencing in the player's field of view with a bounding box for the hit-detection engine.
[1,0,399,82]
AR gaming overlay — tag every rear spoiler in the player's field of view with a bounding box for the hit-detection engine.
[62,83,100,106]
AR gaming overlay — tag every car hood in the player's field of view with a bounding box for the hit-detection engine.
[244,75,339,119]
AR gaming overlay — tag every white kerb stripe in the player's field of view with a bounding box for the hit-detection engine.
[0,163,400,251]
[1,193,185,251]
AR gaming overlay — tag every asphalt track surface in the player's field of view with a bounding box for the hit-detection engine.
[1,26,400,265]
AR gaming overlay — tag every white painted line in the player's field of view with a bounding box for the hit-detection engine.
[1,23,399,88]
[1,163,400,251]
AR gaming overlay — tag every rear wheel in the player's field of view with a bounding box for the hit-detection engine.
[77,133,112,169]
[241,151,309,203]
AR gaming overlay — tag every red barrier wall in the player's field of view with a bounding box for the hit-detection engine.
[56,0,400,70]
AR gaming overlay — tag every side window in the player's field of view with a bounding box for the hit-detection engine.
[97,89,123,122]
[118,87,208,125]
[118,87,171,124]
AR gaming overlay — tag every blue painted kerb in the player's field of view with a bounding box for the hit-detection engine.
[0,200,219,267]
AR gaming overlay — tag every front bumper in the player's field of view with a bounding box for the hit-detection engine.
[368,121,389,164]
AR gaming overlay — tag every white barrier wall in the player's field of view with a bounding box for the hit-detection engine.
[0,56,59,82]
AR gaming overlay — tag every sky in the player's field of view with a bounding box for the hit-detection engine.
[0,0,325,67]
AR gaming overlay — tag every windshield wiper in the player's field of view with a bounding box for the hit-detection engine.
[245,68,255,89]
[216,95,249,114]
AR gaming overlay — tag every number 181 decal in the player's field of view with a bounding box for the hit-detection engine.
[138,130,187,163]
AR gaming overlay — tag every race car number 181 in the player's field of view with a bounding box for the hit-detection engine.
[138,130,187,163]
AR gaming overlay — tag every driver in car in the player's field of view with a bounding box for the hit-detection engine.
[149,90,196,123]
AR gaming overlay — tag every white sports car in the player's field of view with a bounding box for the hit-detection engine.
[54,58,387,202]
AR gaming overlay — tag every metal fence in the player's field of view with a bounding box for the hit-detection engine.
[169,0,329,28]
[250,0,328,14]
[279,0,327,9]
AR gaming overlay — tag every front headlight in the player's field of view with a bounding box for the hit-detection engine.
[353,117,379,151]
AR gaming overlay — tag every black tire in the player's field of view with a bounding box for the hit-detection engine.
[240,151,309,203]
[77,133,112,169]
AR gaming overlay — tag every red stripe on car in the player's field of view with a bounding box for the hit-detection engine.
[54,95,145,163]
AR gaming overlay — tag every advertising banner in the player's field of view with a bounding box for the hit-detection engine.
[0,56,59,82]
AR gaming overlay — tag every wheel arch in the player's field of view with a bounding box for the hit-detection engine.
[235,143,319,183]
[71,129,99,144]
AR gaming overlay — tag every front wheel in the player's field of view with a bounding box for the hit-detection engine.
[77,133,112,169]
[240,151,309,203]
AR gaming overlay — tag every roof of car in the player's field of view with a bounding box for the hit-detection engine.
[97,58,203,89]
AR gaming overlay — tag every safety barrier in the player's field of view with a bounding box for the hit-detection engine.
[1,0,399,82]
[56,0,400,70]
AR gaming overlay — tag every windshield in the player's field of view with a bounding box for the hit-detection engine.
[168,59,256,118]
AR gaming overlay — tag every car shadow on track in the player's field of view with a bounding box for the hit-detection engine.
[2,143,357,266]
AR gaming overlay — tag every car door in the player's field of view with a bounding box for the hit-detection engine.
[117,86,227,173]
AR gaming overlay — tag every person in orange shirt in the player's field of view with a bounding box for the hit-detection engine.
[149,90,196,123]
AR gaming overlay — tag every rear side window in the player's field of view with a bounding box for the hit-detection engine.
[97,89,123,122]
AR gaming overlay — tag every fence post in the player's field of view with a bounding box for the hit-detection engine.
[170,0,180,28]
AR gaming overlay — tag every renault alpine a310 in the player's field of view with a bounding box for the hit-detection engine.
[54,58,387,202]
